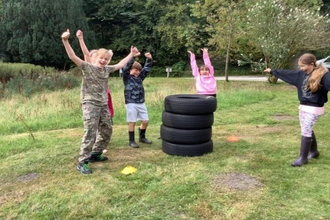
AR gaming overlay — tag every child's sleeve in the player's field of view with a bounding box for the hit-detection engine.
[79,61,89,74]
[271,69,301,86]
[105,66,116,77]
[203,51,214,76]
[122,58,135,81]
[190,53,199,78]
[140,58,153,80]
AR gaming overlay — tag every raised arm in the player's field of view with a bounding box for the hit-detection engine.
[61,29,83,67]
[201,48,214,76]
[76,30,91,63]
[122,58,135,76]
[113,46,140,71]
[264,68,301,86]
[122,51,141,79]
[188,50,199,77]
[140,52,153,80]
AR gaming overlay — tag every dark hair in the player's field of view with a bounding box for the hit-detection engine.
[131,61,142,71]
[199,65,210,71]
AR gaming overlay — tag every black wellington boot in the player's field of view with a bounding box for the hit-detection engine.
[291,136,312,167]
[128,131,139,148]
[308,131,320,159]
[139,128,152,144]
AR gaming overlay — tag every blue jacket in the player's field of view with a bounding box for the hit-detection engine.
[123,57,153,104]
[271,69,330,107]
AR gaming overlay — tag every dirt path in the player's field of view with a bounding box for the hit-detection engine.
[215,75,283,82]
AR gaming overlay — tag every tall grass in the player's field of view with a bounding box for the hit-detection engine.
[1,77,330,219]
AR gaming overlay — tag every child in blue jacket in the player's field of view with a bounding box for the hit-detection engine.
[123,52,153,148]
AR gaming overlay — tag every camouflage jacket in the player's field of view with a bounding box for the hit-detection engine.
[80,61,115,106]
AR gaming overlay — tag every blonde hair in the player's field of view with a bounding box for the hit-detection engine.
[96,48,112,58]
[108,49,113,58]
[299,53,328,93]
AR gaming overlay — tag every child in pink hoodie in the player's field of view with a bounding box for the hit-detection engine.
[188,48,217,97]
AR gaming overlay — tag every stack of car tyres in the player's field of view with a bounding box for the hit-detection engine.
[160,94,217,156]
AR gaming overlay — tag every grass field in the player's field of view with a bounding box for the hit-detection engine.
[1,77,330,219]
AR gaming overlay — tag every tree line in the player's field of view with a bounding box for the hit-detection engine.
[0,0,330,74]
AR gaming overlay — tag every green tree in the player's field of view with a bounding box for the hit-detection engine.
[84,0,199,66]
[0,0,94,69]
[244,0,330,83]
[155,1,207,66]
[0,0,3,20]
[82,0,160,62]
[190,0,244,81]
[321,0,330,13]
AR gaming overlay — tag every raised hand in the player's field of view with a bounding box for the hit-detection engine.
[264,68,272,73]
[61,29,70,40]
[201,48,208,53]
[131,46,140,57]
[76,30,83,39]
[145,52,152,59]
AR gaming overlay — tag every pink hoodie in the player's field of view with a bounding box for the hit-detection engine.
[107,89,114,118]
[190,51,217,95]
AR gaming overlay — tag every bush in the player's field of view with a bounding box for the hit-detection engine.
[68,67,83,77]
[172,61,187,71]
[147,66,167,77]
[0,62,80,98]
[55,73,80,89]
[0,62,56,82]
[3,73,80,97]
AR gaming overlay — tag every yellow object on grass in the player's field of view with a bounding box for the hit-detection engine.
[121,165,137,175]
